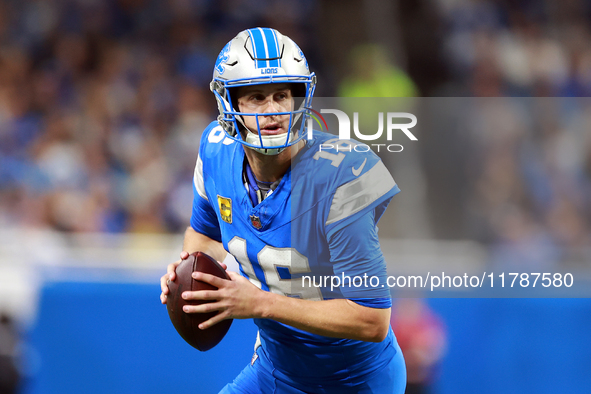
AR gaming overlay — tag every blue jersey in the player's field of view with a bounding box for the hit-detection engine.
[191,121,402,390]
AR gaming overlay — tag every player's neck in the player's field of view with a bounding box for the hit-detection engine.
[244,140,304,182]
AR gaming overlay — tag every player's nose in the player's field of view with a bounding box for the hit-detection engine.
[261,95,280,114]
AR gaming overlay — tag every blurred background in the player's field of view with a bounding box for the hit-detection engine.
[0,0,590,393]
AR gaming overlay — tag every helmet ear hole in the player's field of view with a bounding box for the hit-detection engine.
[228,87,239,112]
[290,83,306,101]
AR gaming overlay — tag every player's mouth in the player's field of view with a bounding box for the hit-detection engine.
[260,123,285,135]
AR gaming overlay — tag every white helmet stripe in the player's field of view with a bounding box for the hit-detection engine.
[247,30,265,69]
[269,28,282,67]
[258,27,270,68]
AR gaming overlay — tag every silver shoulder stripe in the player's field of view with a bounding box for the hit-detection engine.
[193,155,208,201]
[326,161,395,225]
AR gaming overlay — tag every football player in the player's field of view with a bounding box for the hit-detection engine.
[161,27,406,393]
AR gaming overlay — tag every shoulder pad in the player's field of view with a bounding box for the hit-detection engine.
[200,121,237,159]
[303,133,382,189]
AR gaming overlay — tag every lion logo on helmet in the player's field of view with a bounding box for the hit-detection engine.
[214,42,232,75]
[293,42,308,72]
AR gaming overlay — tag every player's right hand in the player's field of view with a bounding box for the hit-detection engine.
[160,251,189,304]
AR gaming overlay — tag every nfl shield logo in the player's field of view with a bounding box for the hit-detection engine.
[250,215,262,229]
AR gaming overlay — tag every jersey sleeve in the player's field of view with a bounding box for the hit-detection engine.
[190,152,222,242]
[328,208,392,308]
[323,156,400,308]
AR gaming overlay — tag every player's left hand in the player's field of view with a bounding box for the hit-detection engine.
[181,271,266,329]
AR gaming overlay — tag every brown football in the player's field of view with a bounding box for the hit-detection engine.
[166,251,233,351]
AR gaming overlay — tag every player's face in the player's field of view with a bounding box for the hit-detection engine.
[235,84,294,137]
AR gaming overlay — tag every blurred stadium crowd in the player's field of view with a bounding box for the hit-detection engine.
[434,0,591,97]
[422,0,591,267]
[0,0,589,262]
[0,0,316,234]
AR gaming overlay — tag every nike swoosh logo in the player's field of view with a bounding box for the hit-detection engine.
[352,158,367,177]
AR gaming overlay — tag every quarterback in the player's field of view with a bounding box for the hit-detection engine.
[161,28,406,393]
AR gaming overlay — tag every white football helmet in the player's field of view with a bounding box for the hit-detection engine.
[210,28,316,155]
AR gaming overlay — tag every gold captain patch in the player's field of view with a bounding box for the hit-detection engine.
[217,195,232,224]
